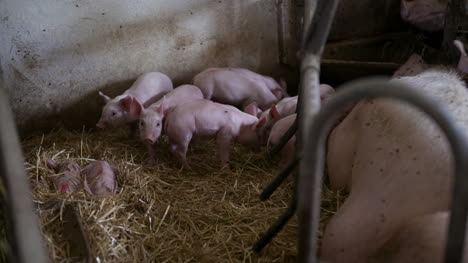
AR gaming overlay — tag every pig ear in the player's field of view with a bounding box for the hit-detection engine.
[279,79,287,91]
[454,40,468,74]
[99,91,111,102]
[158,96,169,114]
[46,159,58,171]
[255,117,267,129]
[119,96,133,112]
[454,40,467,56]
[119,96,143,117]
[244,102,259,116]
[269,105,281,120]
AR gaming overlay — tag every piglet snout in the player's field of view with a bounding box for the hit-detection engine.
[96,122,106,129]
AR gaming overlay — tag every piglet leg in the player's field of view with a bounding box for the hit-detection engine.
[172,135,192,171]
[216,130,233,171]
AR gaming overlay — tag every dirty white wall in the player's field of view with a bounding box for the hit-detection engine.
[0,0,285,134]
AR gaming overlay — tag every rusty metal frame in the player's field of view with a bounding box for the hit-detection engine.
[0,87,48,263]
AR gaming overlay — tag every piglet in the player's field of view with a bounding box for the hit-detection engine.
[164,99,265,170]
[267,114,296,169]
[46,159,81,193]
[257,84,334,145]
[138,84,204,163]
[82,161,118,195]
[96,72,173,131]
[193,68,288,111]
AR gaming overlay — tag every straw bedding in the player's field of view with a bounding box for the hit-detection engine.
[17,127,346,262]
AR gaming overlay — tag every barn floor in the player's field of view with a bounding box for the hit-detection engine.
[20,127,346,262]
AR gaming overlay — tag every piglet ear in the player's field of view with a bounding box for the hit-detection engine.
[119,96,143,118]
[119,96,133,112]
[255,117,266,129]
[269,105,281,120]
[46,159,58,172]
[98,91,111,102]
[158,96,169,114]
[280,79,287,92]
[244,102,259,116]
[454,40,468,74]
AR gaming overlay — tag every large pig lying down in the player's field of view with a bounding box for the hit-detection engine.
[321,69,468,263]
[192,68,288,111]
[96,72,173,130]
[137,84,204,163]
[163,99,264,170]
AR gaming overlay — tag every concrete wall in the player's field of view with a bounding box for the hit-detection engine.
[0,0,287,134]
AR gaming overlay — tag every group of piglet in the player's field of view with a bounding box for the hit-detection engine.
[46,68,335,194]
[96,68,334,171]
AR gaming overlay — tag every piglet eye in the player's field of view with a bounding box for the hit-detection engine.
[112,112,116,116]
[157,123,160,127]
[140,121,144,126]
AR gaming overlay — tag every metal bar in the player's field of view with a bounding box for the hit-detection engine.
[297,77,468,263]
[260,158,300,201]
[0,87,49,262]
[252,193,297,253]
[277,0,288,65]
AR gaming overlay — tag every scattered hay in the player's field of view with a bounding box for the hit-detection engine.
[20,127,346,262]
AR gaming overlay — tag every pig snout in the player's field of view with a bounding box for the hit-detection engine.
[144,137,155,144]
[96,122,106,129]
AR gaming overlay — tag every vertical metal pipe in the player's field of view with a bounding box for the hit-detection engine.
[277,0,288,65]
[0,87,49,263]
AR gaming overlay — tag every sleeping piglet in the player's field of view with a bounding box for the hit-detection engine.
[46,159,81,193]
[96,72,173,130]
[82,161,118,195]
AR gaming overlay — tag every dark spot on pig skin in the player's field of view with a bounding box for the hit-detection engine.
[380,199,386,203]
[340,249,345,253]
[370,161,374,165]
[416,171,421,175]
[101,13,105,15]
[190,11,193,15]
[120,25,123,28]
[413,157,417,161]
[376,147,382,151]
[76,4,79,7]
[42,29,46,32]
[365,122,370,126]
[48,83,51,86]
[380,214,386,222]
[395,148,399,153]
[407,145,413,149]
[224,110,228,113]
[379,168,384,173]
